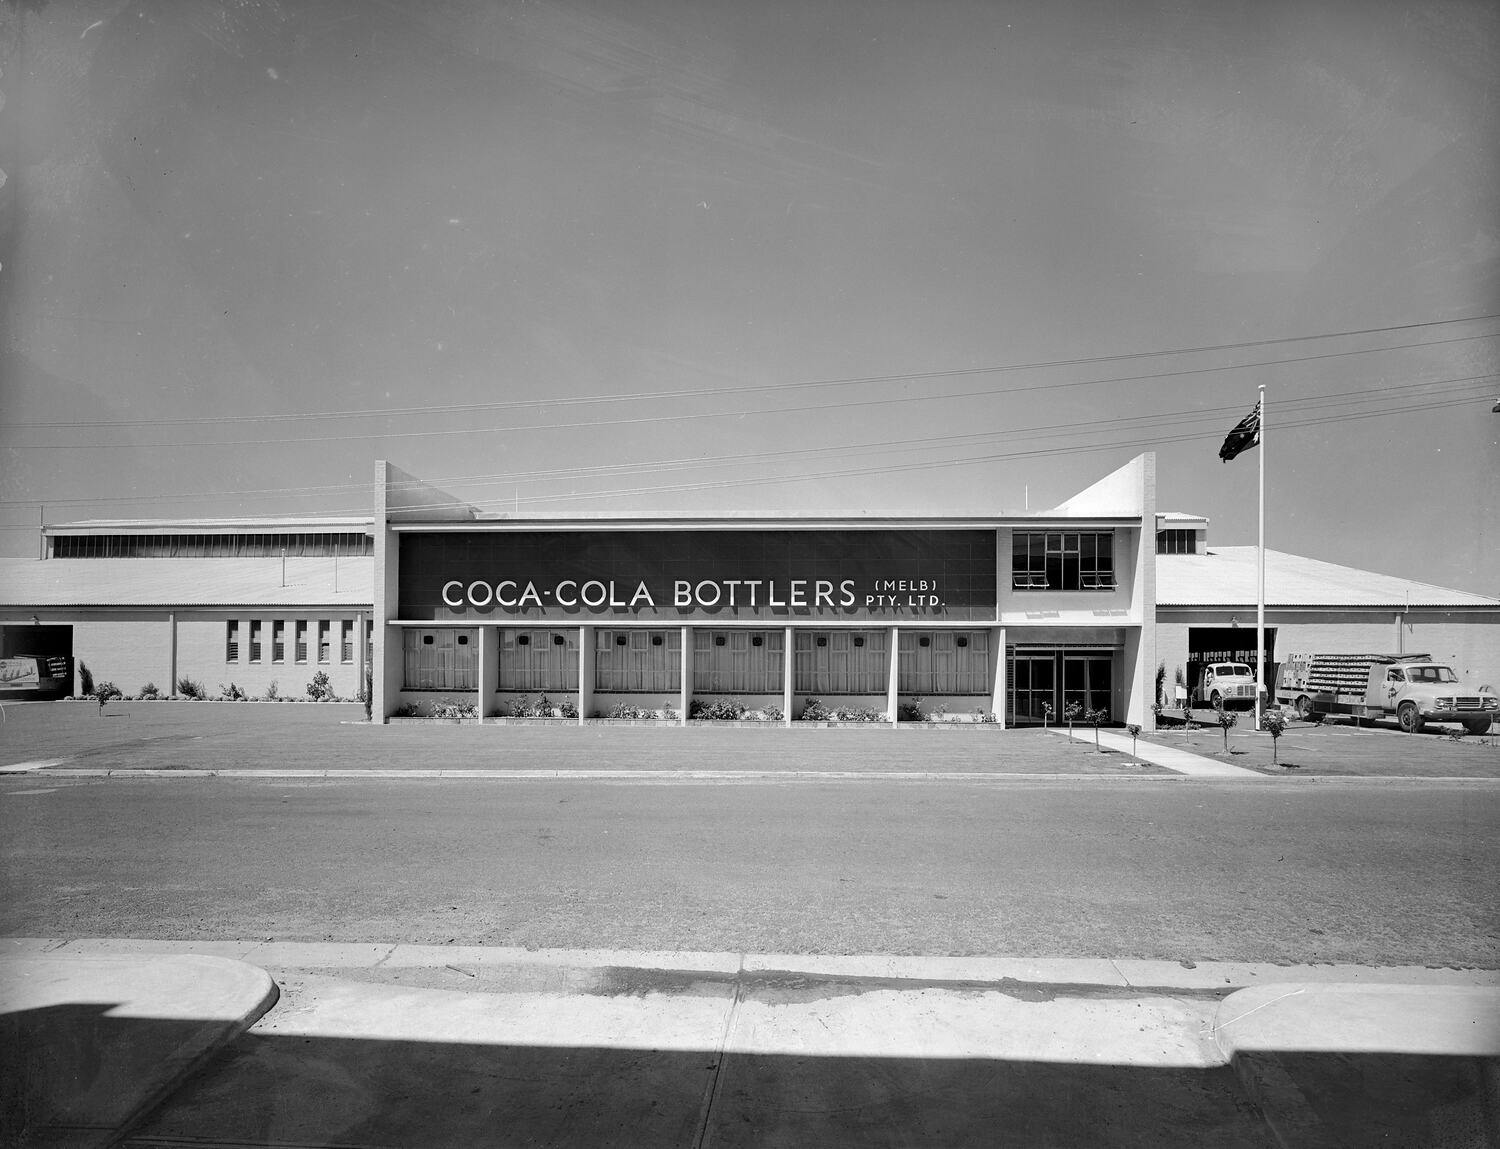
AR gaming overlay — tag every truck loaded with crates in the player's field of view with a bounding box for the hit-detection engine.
[1190,661,1260,710]
[1275,652,1498,735]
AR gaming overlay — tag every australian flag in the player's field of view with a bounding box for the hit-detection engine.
[1219,401,1261,463]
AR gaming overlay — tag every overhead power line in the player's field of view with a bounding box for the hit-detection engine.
[4,312,1496,432]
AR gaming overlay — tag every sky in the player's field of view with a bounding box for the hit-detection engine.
[0,0,1496,593]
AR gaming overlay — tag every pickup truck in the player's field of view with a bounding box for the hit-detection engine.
[1275,652,1498,735]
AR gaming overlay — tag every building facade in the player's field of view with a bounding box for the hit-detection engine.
[3,452,1495,726]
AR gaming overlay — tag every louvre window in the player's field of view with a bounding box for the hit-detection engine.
[317,621,331,664]
[226,621,239,663]
[341,620,355,664]
[272,620,285,664]
[294,620,308,663]
[249,620,262,664]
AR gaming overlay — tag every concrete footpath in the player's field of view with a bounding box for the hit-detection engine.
[1,940,1497,1148]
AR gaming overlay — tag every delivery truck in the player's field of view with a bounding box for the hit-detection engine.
[1275,652,1497,734]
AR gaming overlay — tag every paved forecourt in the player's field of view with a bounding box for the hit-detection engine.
[3,938,1496,1149]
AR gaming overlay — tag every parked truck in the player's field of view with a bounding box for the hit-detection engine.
[1275,652,1498,734]
[1191,661,1260,710]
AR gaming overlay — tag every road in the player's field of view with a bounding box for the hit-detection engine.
[3,774,1497,966]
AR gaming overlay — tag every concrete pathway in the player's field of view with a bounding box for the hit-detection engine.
[1050,726,1270,777]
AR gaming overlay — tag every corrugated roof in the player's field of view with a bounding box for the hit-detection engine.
[0,557,373,608]
[49,516,373,533]
[1158,547,1500,609]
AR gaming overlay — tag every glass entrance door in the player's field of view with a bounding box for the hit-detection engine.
[1063,655,1112,717]
[1011,654,1056,723]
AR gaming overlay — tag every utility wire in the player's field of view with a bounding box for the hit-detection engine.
[4,313,1496,431]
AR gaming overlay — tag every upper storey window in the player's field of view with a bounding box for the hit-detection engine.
[1012,532,1116,590]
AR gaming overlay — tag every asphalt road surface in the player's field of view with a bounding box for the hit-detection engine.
[3,775,1496,967]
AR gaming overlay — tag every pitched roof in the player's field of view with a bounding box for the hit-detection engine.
[1157,547,1499,609]
[0,557,373,608]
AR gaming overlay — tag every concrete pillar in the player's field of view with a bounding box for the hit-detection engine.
[168,612,178,699]
[991,626,1007,729]
[680,626,692,726]
[783,626,794,726]
[578,625,594,724]
[887,626,900,726]
[478,626,498,721]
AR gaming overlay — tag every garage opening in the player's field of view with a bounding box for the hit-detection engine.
[0,624,74,699]
[1186,627,1276,701]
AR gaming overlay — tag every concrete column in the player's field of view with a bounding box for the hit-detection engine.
[168,612,178,698]
[991,626,1007,729]
[477,627,498,721]
[783,626,794,726]
[578,625,594,724]
[680,626,692,726]
[887,626,900,726]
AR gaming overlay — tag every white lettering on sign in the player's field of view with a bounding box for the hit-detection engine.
[440,576,937,612]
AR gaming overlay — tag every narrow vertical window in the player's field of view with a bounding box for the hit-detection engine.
[272,620,285,664]
[317,621,331,664]
[341,620,354,664]
[226,621,240,663]
[295,620,308,663]
[249,620,262,663]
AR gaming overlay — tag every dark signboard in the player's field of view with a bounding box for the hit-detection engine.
[399,530,997,622]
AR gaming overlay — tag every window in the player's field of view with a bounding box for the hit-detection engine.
[403,629,477,690]
[248,621,262,663]
[272,621,285,664]
[899,631,991,695]
[1011,532,1115,590]
[1156,529,1196,554]
[341,620,354,664]
[794,631,887,694]
[500,630,578,691]
[294,620,308,663]
[226,621,239,663]
[317,620,331,664]
[694,630,783,694]
[595,630,681,693]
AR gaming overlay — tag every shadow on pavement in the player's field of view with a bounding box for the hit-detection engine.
[6,1005,1497,1147]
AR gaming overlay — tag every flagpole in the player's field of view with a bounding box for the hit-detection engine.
[1256,385,1266,730]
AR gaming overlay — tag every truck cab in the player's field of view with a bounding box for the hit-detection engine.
[1192,662,1258,710]
[1374,662,1497,735]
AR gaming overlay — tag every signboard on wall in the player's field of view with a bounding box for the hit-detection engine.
[398,530,997,622]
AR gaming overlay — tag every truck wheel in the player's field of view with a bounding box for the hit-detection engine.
[1463,718,1492,736]
[1209,691,1222,709]
[1295,695,1314,720]
[1397,703,1424,734]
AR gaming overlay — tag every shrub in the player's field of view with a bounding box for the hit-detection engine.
[662,701,679,722]
[557,698,579,719]
[898,698,927,722]
[761,704,783,723]
[609,702,650,719]
[799,697,834,721]
[177,676,206,700]
[219,682,247,701]
[430,699,478,719]
[363,667,373,721]
[78,661,95,697]
[307,670,334,701]
[973,708,998,724]
[691,697,748,721]
[393,702,421,718]
[138,682,161,700]
[833,706,887,723]
[1127,723,1141,758]
[1155,661,1167,707]
[264,679,280,701]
